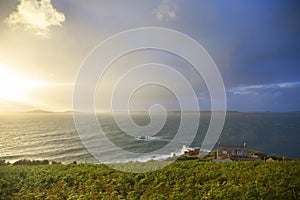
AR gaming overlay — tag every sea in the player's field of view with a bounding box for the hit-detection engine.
[0,111,299,164]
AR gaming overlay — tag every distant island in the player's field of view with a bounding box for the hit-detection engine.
[20,110,79,114]
[22,109,54,114]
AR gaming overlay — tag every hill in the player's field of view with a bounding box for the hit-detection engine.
[22,109,55,114]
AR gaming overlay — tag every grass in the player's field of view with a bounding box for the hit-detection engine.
[0,160,299,199]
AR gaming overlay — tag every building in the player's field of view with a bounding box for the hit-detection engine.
[217,142,248,160]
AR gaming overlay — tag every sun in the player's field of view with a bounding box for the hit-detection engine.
[0,63,47,102]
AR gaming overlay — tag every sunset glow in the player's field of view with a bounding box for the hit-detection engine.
[0,0,299,112]
[0,63,48,102]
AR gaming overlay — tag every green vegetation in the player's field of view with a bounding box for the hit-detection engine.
[0,160,10,166]
[12,159,50,166]
[0,160,299,199]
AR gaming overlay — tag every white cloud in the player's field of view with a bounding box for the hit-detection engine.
[4,0,65,37]
[230,81,300,95]
[154,0,177,21]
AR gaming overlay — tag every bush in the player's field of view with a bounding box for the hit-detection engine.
[0,160,299,199]
[12,159,49,166]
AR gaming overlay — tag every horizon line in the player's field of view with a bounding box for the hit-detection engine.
[0,109,299,114]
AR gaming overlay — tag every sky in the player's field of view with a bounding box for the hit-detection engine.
[0,0,299,112]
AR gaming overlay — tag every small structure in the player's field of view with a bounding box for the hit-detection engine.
[217,142,248,161]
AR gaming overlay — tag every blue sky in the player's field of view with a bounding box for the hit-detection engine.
[0,0,299,112]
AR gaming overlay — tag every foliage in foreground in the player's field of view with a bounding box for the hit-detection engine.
[0,160,299,200]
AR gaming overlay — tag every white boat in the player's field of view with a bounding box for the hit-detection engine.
[136,136,158,140]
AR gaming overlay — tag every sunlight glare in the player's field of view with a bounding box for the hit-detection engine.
[0,63,48,102]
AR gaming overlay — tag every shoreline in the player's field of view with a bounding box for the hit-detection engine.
[1,149,296,167]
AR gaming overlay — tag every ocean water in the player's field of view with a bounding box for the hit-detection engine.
[0,112,299,164]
